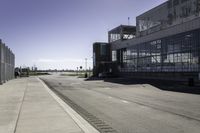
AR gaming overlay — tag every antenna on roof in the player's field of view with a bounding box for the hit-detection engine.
[128,17,130,25]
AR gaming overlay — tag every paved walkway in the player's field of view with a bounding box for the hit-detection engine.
[0,77,98,133]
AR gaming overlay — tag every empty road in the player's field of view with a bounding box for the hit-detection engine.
[41,75,200,133]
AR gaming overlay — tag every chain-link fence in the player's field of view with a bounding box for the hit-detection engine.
[0,39,15,84]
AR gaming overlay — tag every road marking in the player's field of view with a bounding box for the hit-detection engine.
[104,87,111,90]
[38,78,99,133]
[121,100,129,104]
[108,96,112,99]
[70,83,80,85]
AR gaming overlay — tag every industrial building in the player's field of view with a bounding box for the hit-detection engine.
[93,0,200,81]
[0,39,15,84]
[93,42,111,77]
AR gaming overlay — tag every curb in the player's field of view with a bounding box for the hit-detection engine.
[38,78,100,133]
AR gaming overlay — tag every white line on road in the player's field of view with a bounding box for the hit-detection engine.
[121,100,129,104]
[70,83,81,85]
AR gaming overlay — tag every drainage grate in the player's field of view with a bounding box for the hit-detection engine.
[42,79,118,133]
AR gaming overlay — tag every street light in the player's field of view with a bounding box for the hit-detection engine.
[85,58,88,77]
[85,58,87,71]
[76,67,78,76]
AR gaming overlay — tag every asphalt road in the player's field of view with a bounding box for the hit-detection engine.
[41,75,200,133]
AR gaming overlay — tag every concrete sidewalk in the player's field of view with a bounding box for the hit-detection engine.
[0,77,99,133]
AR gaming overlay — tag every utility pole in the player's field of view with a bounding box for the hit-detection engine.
[85,58,88,77]
[89,67,91,77]
[76,67,78,76]
[85,58,87,71]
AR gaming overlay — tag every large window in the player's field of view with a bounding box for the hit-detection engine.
[116,29,200,72]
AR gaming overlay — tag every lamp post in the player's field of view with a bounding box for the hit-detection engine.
[85,58,87,71]
[91,56,94,77]
[76,67,78,76]
[85,58,87,77]
[89,67,91,77]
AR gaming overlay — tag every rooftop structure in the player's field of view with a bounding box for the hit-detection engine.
[108,25,136,43]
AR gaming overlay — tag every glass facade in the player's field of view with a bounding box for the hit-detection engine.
[100,44,108,56]
[114,29,200,73]
[112,51,117,61]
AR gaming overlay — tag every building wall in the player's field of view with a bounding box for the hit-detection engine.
[91,0,200,80]
[136,2,168,36]
[112,16,200,50]
[0,40,15,84]
[111,28,200,80]
[110,0,200,80]
[136,0,200,37]
[93,42,111,76]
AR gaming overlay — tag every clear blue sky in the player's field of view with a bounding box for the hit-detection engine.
[0,0,166,70]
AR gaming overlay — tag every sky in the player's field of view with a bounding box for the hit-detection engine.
[0,0,167,70]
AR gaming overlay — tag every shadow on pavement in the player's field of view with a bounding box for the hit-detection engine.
[86,77,200,95]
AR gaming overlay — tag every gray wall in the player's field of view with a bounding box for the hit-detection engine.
[111,17,200,50]
[0,40,15,84]
[136,0,200,37]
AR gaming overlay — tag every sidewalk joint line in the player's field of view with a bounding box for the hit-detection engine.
[13,79,28,133]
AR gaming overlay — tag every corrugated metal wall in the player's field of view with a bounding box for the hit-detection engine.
[0,40,15,84]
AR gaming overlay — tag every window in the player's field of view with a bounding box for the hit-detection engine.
[112,51,117,61]
[181,0,188,3]
[173,0,179,6]
[167,0,172,8]
[100,44,107,56]
[119,29,200,72]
